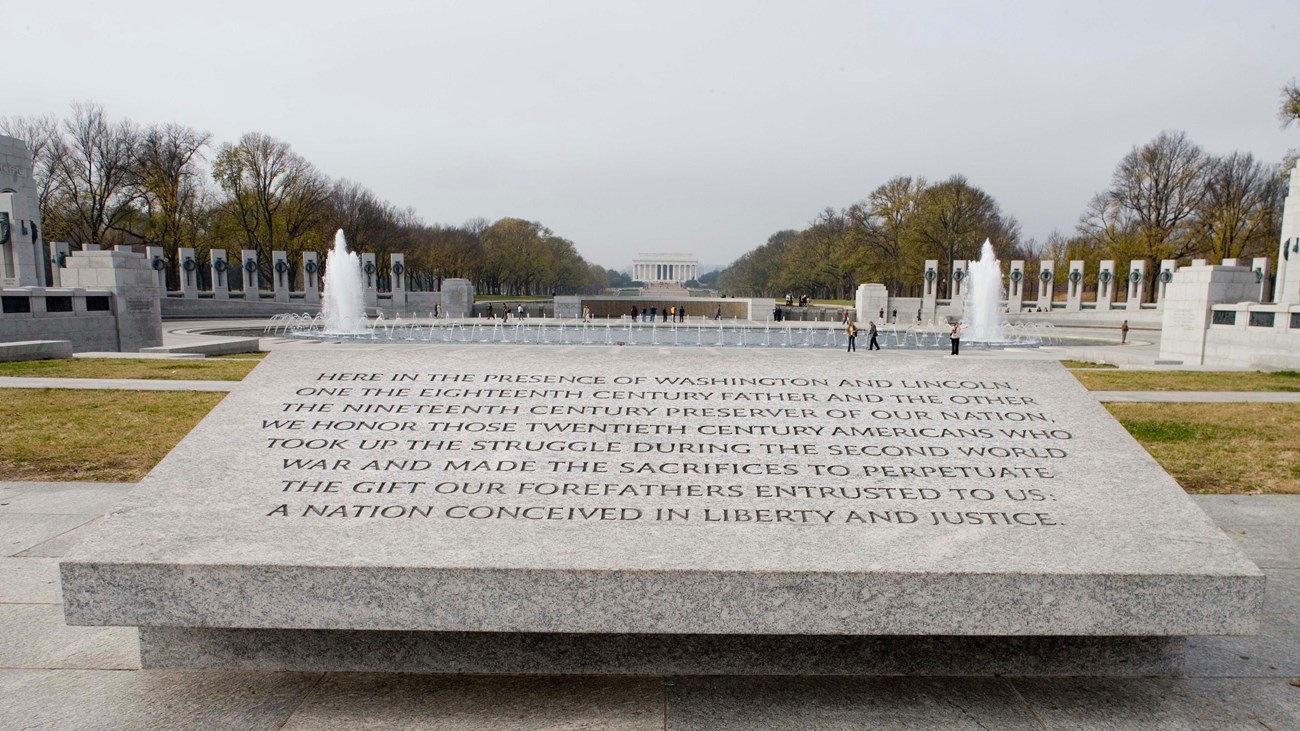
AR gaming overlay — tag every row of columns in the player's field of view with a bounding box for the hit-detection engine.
[128,245,408,307]
[920,257,1272,319]
[634,263,697,282]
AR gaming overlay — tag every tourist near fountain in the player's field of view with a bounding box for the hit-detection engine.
[320,229,367,334]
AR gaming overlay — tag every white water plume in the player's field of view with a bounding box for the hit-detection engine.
[963,239,1006,342]
[321,229,366,334]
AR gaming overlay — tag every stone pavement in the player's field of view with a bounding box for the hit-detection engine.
[0,481,1296,729]
[0,377,236,392]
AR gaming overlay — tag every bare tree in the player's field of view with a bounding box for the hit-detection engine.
[908,175,1020,296]
[0,113,66,227]
[49,102,142,245]
[1281,80,1300,128]
[848,176,925,294]
[212,132,329,272]
[135,123,213,262]
[1192,152,1283,260]
[1079,131,1208,272]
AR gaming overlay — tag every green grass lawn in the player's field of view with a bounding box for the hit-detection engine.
[0,358,259,381]
[0,389,227,482]
[1072,369,1300,392]
[1105,403,1300,494]
[1060,359,1118,369]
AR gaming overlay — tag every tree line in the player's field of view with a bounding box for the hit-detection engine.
[718,174,1027,300]
[719,82,1299,301]
[1,102,611,295]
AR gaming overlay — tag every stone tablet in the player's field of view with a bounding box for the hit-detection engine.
[62,347,1262,638]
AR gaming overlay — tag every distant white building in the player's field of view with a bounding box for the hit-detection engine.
[632,253,698,284]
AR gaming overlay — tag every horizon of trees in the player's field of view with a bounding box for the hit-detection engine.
[716,129,1289,302]
[0,102,609,296]
[6,89,1296,302]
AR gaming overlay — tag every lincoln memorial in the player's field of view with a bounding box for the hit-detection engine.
[632,253,698,283]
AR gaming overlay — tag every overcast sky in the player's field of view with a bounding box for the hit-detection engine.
[5,1,1298,270]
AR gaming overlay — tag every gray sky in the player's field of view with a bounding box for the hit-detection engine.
[6,1,1298,270]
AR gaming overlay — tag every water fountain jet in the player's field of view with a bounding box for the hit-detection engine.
[321,229,366,334]
[964,239,1007,342]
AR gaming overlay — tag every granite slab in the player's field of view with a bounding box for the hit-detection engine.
[139,627,1186,676]
[62,346,1262,636]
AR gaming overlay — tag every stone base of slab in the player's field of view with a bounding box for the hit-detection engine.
[139,338,260,356]
[139,627,1186,677]
[0,340,72,362]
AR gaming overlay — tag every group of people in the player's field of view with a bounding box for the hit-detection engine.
[844,320,882,352]
[785,294,810,307]
[484,304,535,320]
[630,305,688,323]
[845,318,964,355]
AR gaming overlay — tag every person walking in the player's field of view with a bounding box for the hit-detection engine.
[631,305,638,321]
[868,320,880,351]
[949,321,961,355]
[1121,320,1129,344]
[846,320,858,352]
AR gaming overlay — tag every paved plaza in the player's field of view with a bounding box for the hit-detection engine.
[1,323,1297,728]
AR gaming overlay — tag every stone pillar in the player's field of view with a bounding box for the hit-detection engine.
[178,247,199,298]
[241,249,260,298]
[1278,239,1300,305]
[1096,260,1116,311]
[1155,259,1177,308]
[1191,258,1207,267]
[0,139,46,288]
[951,261,968,300]
[1126,260,1147,311]
[1251,257,1270,302]
[1065,260,1085,311]
[440,277,474,318]
[271,250,290,302]
[210,250,229,299]
[82,244,101,251]
[1275,161,1300,304]
[854,283,888,324]
[302,252,320,305]
[361,252,378,308]
[1036,260,1054,312]
[60,250,163,352]
[1007,260,1025,312]
[47,241,70,287]
[921,259,939,322]
[145,246,166,290]
[390,253,407,307]
[1158,266,1257,365]
[1220,258,1238,267]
